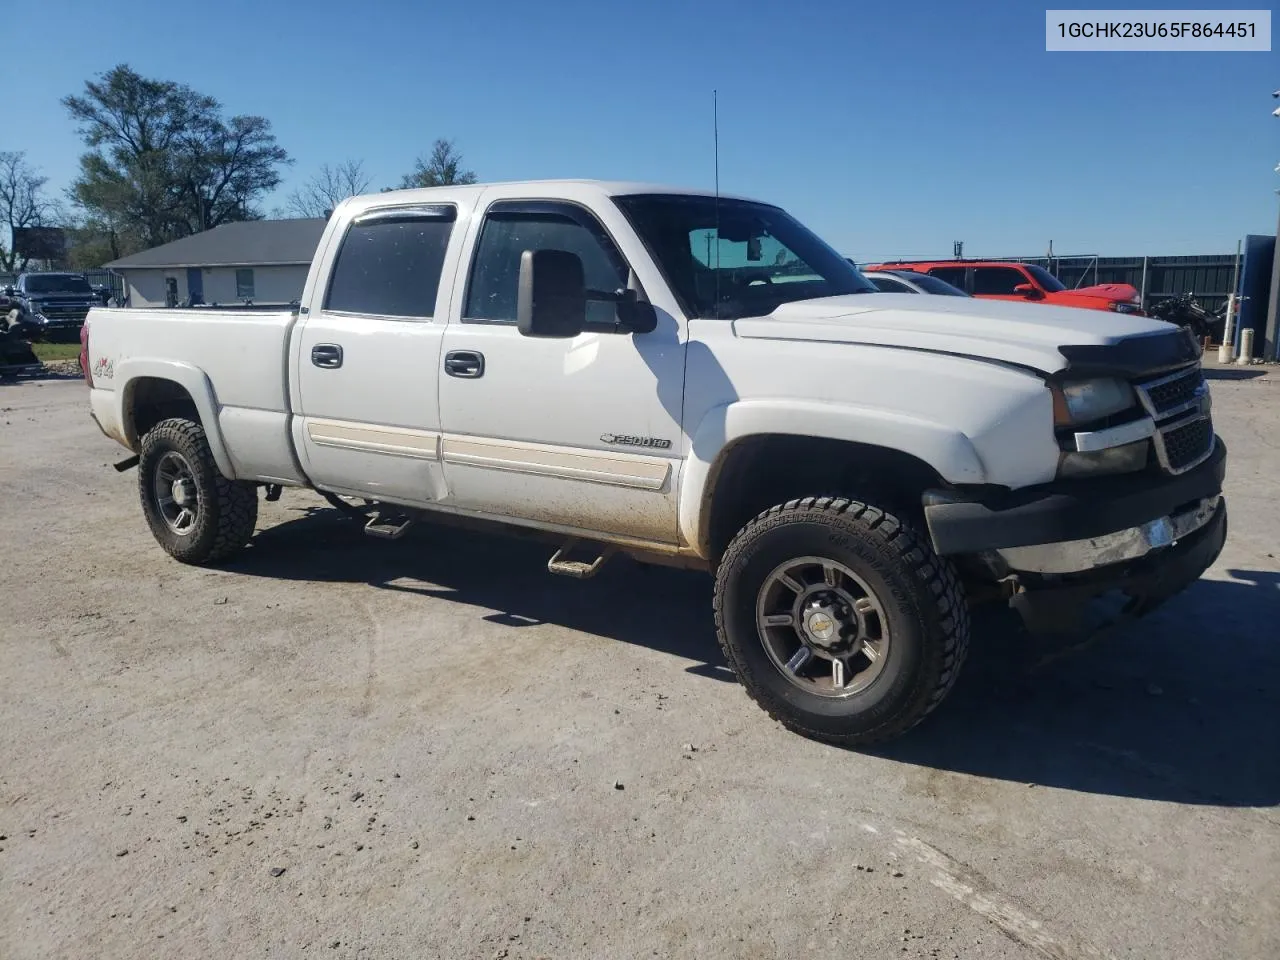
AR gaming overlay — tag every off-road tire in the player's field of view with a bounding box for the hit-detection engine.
[713,497,969,746]
[139,418,258,565]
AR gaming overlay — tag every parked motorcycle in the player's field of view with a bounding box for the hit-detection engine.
[1146,293,1223,342]
[0,326,41,381]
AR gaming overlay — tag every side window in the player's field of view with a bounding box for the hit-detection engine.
[324,209,456,319]
[927,267,967,290]
[235,269,255,299]
[869,276,914,293]
[972,267,1025,296]
[464,204,628,327]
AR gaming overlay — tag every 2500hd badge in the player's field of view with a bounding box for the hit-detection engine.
[600,434,672,450]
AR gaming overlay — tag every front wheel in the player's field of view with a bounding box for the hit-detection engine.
[138,418,258,565]
[713,497,969,746]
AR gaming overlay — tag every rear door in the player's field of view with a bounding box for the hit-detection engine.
[292,203,463,506]
[924,265,970,293]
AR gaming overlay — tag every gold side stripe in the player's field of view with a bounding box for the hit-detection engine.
[303,419,671,490]
[306,419,439,460]
[441,435,670,491]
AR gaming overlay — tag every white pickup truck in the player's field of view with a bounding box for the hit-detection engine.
[82,180,1227,745]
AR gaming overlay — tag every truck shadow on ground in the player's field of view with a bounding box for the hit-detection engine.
[1203,366,1269,381]
[232,507,1280,809]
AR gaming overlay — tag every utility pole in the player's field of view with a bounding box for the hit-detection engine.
[1265,89,1280,360]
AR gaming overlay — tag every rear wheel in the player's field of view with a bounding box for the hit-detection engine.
[138,418,258,564]
[713,497,969,746]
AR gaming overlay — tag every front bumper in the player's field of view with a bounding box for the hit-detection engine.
[996,495,1220,574]
[1008,496,1226,636]
[922,439,1228,637]
[26,318,86,332]
[922,438,1226,557]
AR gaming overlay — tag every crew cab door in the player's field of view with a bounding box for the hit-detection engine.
[291,204,462,505]
[437,197,686,544]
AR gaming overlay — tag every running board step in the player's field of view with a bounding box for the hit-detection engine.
[364,513,413,540]
[547,540,613,579]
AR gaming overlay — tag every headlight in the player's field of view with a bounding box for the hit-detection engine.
[1051,378,1135,425]
[1058,439,1149,478]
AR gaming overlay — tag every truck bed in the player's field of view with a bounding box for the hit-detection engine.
[85,306,305,484]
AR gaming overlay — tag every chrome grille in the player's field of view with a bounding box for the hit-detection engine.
[1139,367,1202,415]
[39,303,91,322]
[1156,415,1214,473]
[1134,364,1214,475]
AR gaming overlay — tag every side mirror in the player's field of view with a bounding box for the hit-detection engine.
[1014,283,1043,299]
[616,290,658,334]
[517,249,586,338]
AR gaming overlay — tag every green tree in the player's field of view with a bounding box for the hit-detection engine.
[62,64,290,249]
[398,139,477,188]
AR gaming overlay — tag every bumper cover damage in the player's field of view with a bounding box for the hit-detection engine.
[922,438,1228,638]
[1007,496,1226,637]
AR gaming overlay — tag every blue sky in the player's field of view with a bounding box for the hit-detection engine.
[4,0,1276,257]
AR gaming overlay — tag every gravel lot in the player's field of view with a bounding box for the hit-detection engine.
[2,369,1278,960]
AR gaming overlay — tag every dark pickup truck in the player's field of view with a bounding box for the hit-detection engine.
[3,272,101,341]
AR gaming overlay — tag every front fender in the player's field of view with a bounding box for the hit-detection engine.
[115,358,236,480]
[678,399,987,555]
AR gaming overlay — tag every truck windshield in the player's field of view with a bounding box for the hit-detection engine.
[614,194,875,320]
[23,275,92,294]
[1024,265,1066,293]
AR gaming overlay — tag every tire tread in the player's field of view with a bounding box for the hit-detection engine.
[712,496,970,746]
[139,418,257,565]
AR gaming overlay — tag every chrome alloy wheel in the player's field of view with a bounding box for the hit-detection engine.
[153,451,200,535]
[754,556,890,697]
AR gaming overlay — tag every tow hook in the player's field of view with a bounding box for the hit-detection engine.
[265,483,283,502]
[112,455,140,473]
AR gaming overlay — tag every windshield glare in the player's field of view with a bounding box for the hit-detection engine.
[614,194,874,320]
[1025,264,1066,293]
[24,274,92,294]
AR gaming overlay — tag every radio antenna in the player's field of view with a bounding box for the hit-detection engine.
[713,89,721,317]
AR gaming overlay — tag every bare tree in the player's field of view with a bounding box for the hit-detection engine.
[0,151,58,272]
[399,139,477,188]
[285,160,372,218]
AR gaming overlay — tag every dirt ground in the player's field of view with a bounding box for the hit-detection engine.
[2,367,1278,960]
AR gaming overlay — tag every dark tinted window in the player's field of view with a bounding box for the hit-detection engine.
[905,272,970,297]
[464,206,627,326]
[869,275,915,293]
[1025,264,1066,292]
[24,274,92,294]
[926,267,967,290]
[324,211,455,318]
[972,267,1026,295]
[615,194,874,320]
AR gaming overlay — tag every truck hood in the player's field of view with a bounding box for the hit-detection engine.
[1053,282,1139,303]
[732,293,1182,375]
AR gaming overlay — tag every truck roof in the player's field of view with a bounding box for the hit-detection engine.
[339,179,765,215]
